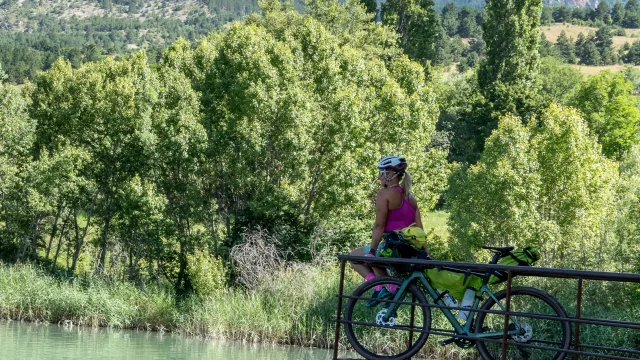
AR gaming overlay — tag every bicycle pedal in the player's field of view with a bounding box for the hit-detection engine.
[438,337,457,346]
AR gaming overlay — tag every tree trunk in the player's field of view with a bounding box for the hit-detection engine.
[19,214,37,262]
[98,210,112,274]
[209,211,217,254]
[175,240,189,294]
[1,189,9,244]
[53,209,72,268]
[30,216,41,260]
[45,205,63,261]
[71,206,94,273]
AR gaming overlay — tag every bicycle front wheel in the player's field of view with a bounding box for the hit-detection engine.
[475,286,571,360]
[344,276,431,360]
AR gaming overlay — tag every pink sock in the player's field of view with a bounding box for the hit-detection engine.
[387,284,398,293]
[365,273,384,291]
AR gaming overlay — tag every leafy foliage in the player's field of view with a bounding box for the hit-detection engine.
[570,71,640,160]
[447,104,619,269]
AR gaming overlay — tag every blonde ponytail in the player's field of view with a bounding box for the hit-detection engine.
[401,171,412,199]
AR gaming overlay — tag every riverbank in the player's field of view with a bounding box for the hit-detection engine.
[0,262,637,359]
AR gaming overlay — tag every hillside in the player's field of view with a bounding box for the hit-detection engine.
[0,0,239,83]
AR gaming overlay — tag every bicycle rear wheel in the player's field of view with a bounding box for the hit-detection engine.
[344,276,431,360]
[475,286,571,360]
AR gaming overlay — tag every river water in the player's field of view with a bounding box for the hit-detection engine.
[0,321,341,360]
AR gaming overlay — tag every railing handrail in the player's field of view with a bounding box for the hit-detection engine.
[337,254,640,283]
[333,254,640,360]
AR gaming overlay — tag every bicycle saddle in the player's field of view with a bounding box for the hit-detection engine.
[481,245,514,254]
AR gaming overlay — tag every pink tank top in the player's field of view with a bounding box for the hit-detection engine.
[384,187,416,232]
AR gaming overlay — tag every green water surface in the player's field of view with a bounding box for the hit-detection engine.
[0,321,339,360]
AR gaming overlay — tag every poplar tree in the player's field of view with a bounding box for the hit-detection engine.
[478,0,542,118]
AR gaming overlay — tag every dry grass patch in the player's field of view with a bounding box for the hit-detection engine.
[570,64,640,75]
[541,23,640,49]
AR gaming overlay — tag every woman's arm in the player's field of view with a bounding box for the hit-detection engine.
[411,196,423,229]
[371,189,388,252]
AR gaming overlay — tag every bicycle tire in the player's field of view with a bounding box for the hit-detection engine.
[344,276,431,360]
[475,286,572,360]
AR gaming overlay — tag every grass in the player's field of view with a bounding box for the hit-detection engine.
[422,210,450,241]
[569,63,640,75]
[1,210,638,359]
[1,261,638,359]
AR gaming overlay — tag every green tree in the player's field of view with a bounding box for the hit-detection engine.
[624,40,640,64]
[540,6,553,25]
[447,0,543,164]
[0,82,35,256]
[571,71,640,160]
[624,0,640,28]
[538,33,559,58]
[177,2,448,255]
[30,55,160,273]
[381,0,439,63]
[538,56,583,104]
[595,27,616,65]
[578,38,602,65]
[613,145,640,272]
[555,30,576,64]
[448,104,618,268]
[441,2,459,37]
[612,2,626,26]
[595,1,612,24]
[477,0,543,116]
[360,0,376,14]
[446,114,541,257]
[305,0,401,61]
[457,6,480,38]
[552,5,571,23]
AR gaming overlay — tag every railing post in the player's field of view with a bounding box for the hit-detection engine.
[333,259,346,360]
[502,270,513,360]
[573,278,583,360]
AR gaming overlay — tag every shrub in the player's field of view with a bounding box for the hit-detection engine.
[187,250,227,298]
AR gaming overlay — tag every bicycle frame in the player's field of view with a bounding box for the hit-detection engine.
[382,269,519,341]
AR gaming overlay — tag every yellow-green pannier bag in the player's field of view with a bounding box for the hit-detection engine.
[425,267,482,299]
[398,225,428,249]
[489,246,541,284]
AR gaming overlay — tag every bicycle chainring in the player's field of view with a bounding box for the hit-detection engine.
[454,338,475,348]
[375,309,396,327]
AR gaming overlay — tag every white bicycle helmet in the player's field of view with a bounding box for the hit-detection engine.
[377,156,408,173]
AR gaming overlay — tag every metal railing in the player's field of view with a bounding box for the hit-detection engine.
[332,255,640,360]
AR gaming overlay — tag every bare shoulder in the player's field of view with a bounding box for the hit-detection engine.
[408,193,419,208]
[375,187,394,202]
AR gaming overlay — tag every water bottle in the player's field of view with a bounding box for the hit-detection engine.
[458,288,476,321]
[437,290,458,308]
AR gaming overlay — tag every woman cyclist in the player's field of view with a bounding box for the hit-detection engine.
[349,156,423,301]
